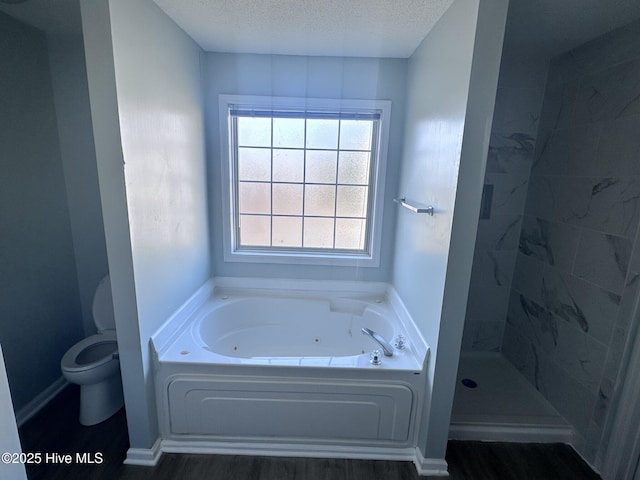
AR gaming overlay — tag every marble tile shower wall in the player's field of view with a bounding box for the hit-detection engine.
[502,20,640,463]
[461,73,546,351]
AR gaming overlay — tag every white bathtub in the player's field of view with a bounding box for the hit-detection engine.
[151,277,429,461]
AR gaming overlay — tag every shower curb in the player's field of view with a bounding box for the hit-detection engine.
[448,422,574,444]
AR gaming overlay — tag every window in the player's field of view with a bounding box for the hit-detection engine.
[219,95,390,266]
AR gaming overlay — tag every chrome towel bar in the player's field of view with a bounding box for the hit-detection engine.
[394,197,434,216]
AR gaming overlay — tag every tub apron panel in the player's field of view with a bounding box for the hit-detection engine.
[167,376,413,443]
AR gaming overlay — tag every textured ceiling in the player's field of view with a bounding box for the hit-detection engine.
[2,0,640,61]
[152,0,640,59]
[152,0,455,58]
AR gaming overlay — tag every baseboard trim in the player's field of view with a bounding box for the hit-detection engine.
[126,438,450,475]
[413,448,449,476]
[15,377,68,427]
[124,438,162,466]
[449,422,574,443]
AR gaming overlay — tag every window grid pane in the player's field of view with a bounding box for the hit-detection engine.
[234,113,375,252]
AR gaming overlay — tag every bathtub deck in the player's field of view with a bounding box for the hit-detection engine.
[450,352,573,443]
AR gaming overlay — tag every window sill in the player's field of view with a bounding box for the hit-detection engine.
[224,249,380,267]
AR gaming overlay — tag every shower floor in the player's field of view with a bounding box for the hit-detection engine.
[450,352,573,443]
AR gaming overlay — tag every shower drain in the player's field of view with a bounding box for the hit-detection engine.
[461,378,478,389]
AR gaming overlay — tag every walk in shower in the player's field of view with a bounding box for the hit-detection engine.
[454,13,640,471]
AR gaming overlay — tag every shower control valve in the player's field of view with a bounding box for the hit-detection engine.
[369,349,382,365]
[394,334,407,350]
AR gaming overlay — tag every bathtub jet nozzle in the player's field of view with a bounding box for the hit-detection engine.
[361,328,394,357]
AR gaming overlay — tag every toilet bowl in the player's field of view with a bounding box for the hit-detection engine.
[61,275,123,426]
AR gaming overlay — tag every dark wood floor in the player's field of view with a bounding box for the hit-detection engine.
[18,385,128,480]
[17,385,601,480]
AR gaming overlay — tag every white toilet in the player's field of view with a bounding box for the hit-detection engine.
[61,275,123,426]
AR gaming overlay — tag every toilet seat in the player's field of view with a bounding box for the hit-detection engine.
[61,331,118,374]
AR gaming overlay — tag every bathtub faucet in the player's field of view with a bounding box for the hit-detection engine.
[361,328,394,357]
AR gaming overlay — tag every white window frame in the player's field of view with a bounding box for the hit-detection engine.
[219,94,391,267]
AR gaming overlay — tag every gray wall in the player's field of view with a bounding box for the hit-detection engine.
[461,56,548,351]
[47,32,109,337]
[204,53,406,281]
[392,0,507,462]
[502,19,640,464]
[0,12,83,411]
[81,0,210,449]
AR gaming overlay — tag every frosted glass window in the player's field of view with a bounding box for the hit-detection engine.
[238,148,271,181]
[306,119,339,149]
[237,117,271,147]
[239,215,270,246]
[273,183,303,215]
[304,185,336,217]
[238,182,270,214]
[305,150,337,184]
[227,101,386,257]
[272,216,302,247]
[339,120,373,151]
[273,118,305,148]
[335,218,366,250]
[273,149,304,182]
[303,218,334,248]
[336,186,368,217]
[338,152,370,185]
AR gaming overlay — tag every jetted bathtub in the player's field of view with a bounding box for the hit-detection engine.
[151,277,429,461]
